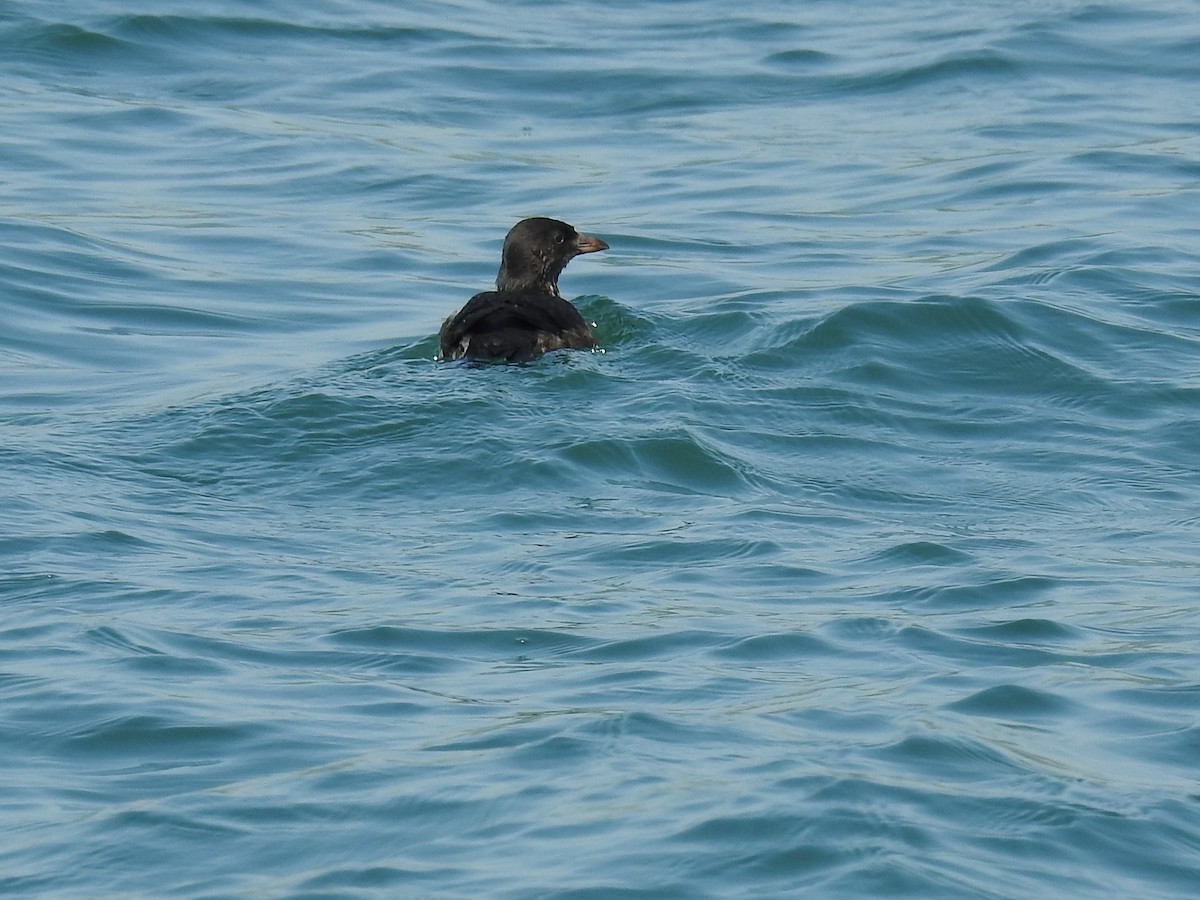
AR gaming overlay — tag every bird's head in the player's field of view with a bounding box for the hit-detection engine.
[496,217,608,295]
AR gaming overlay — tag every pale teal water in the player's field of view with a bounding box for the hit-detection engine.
[3,1,1200,897]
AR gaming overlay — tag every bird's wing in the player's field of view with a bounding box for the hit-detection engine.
[439,291,587,347]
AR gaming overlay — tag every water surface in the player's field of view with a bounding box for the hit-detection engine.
[3,1,1200,897]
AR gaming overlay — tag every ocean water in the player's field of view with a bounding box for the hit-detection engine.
[3,0,1200,896]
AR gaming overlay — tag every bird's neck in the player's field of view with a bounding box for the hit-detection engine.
[496,250,562,296]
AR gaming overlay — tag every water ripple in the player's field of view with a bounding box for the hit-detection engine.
[4,0,1200,897]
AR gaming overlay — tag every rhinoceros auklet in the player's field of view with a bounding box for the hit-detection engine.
[438,217,608,362]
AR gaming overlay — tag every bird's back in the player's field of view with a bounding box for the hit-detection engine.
[438,290,594,361]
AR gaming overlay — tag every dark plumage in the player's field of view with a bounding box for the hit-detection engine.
[438,217,608,361]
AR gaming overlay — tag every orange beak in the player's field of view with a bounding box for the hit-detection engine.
[574,232,609,254]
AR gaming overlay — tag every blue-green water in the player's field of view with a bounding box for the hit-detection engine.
[4,1,1200,896]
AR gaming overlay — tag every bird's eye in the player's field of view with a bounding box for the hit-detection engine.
[555,233,565,243]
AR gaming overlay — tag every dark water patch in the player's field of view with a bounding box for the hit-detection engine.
[63,714,252,761]
[1005,5,1200,82]
[576,295,654,351]
[936,176,1080,209]
[874,733,1027,779]
[831,50,1022,96]
[866,541,974,567]
[897,626,1068,669]
[529,887,693,900]
[557,431,756,497]
[896,574,1062,612]
[946,684,1074,721]
[1103,683,1200,713]
[785,707,894,739]
[714,631,837,661]
[820,616,899,642]
[109,13,437,50]
[1046,798,1200,898]
[959,617,1083,644]
[297,864,427,896]
[758,294,1021,367]
[772,292,1184,429]
[576,631,727,664]
[671,305,762,352]
[762,48,839,69]
[416,709,724,761]
[1,527,157,564]
[133,628,379,673]
[328,625,594,662]
[581,534,783,571]
[428,714,593,756]
[1072,148,1200,182]
[3,20,160,76]
[940,156,1029,185]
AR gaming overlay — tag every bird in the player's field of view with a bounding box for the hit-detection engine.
[438,217,608,361]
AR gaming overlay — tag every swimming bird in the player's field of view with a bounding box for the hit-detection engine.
[438,217,608,361]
